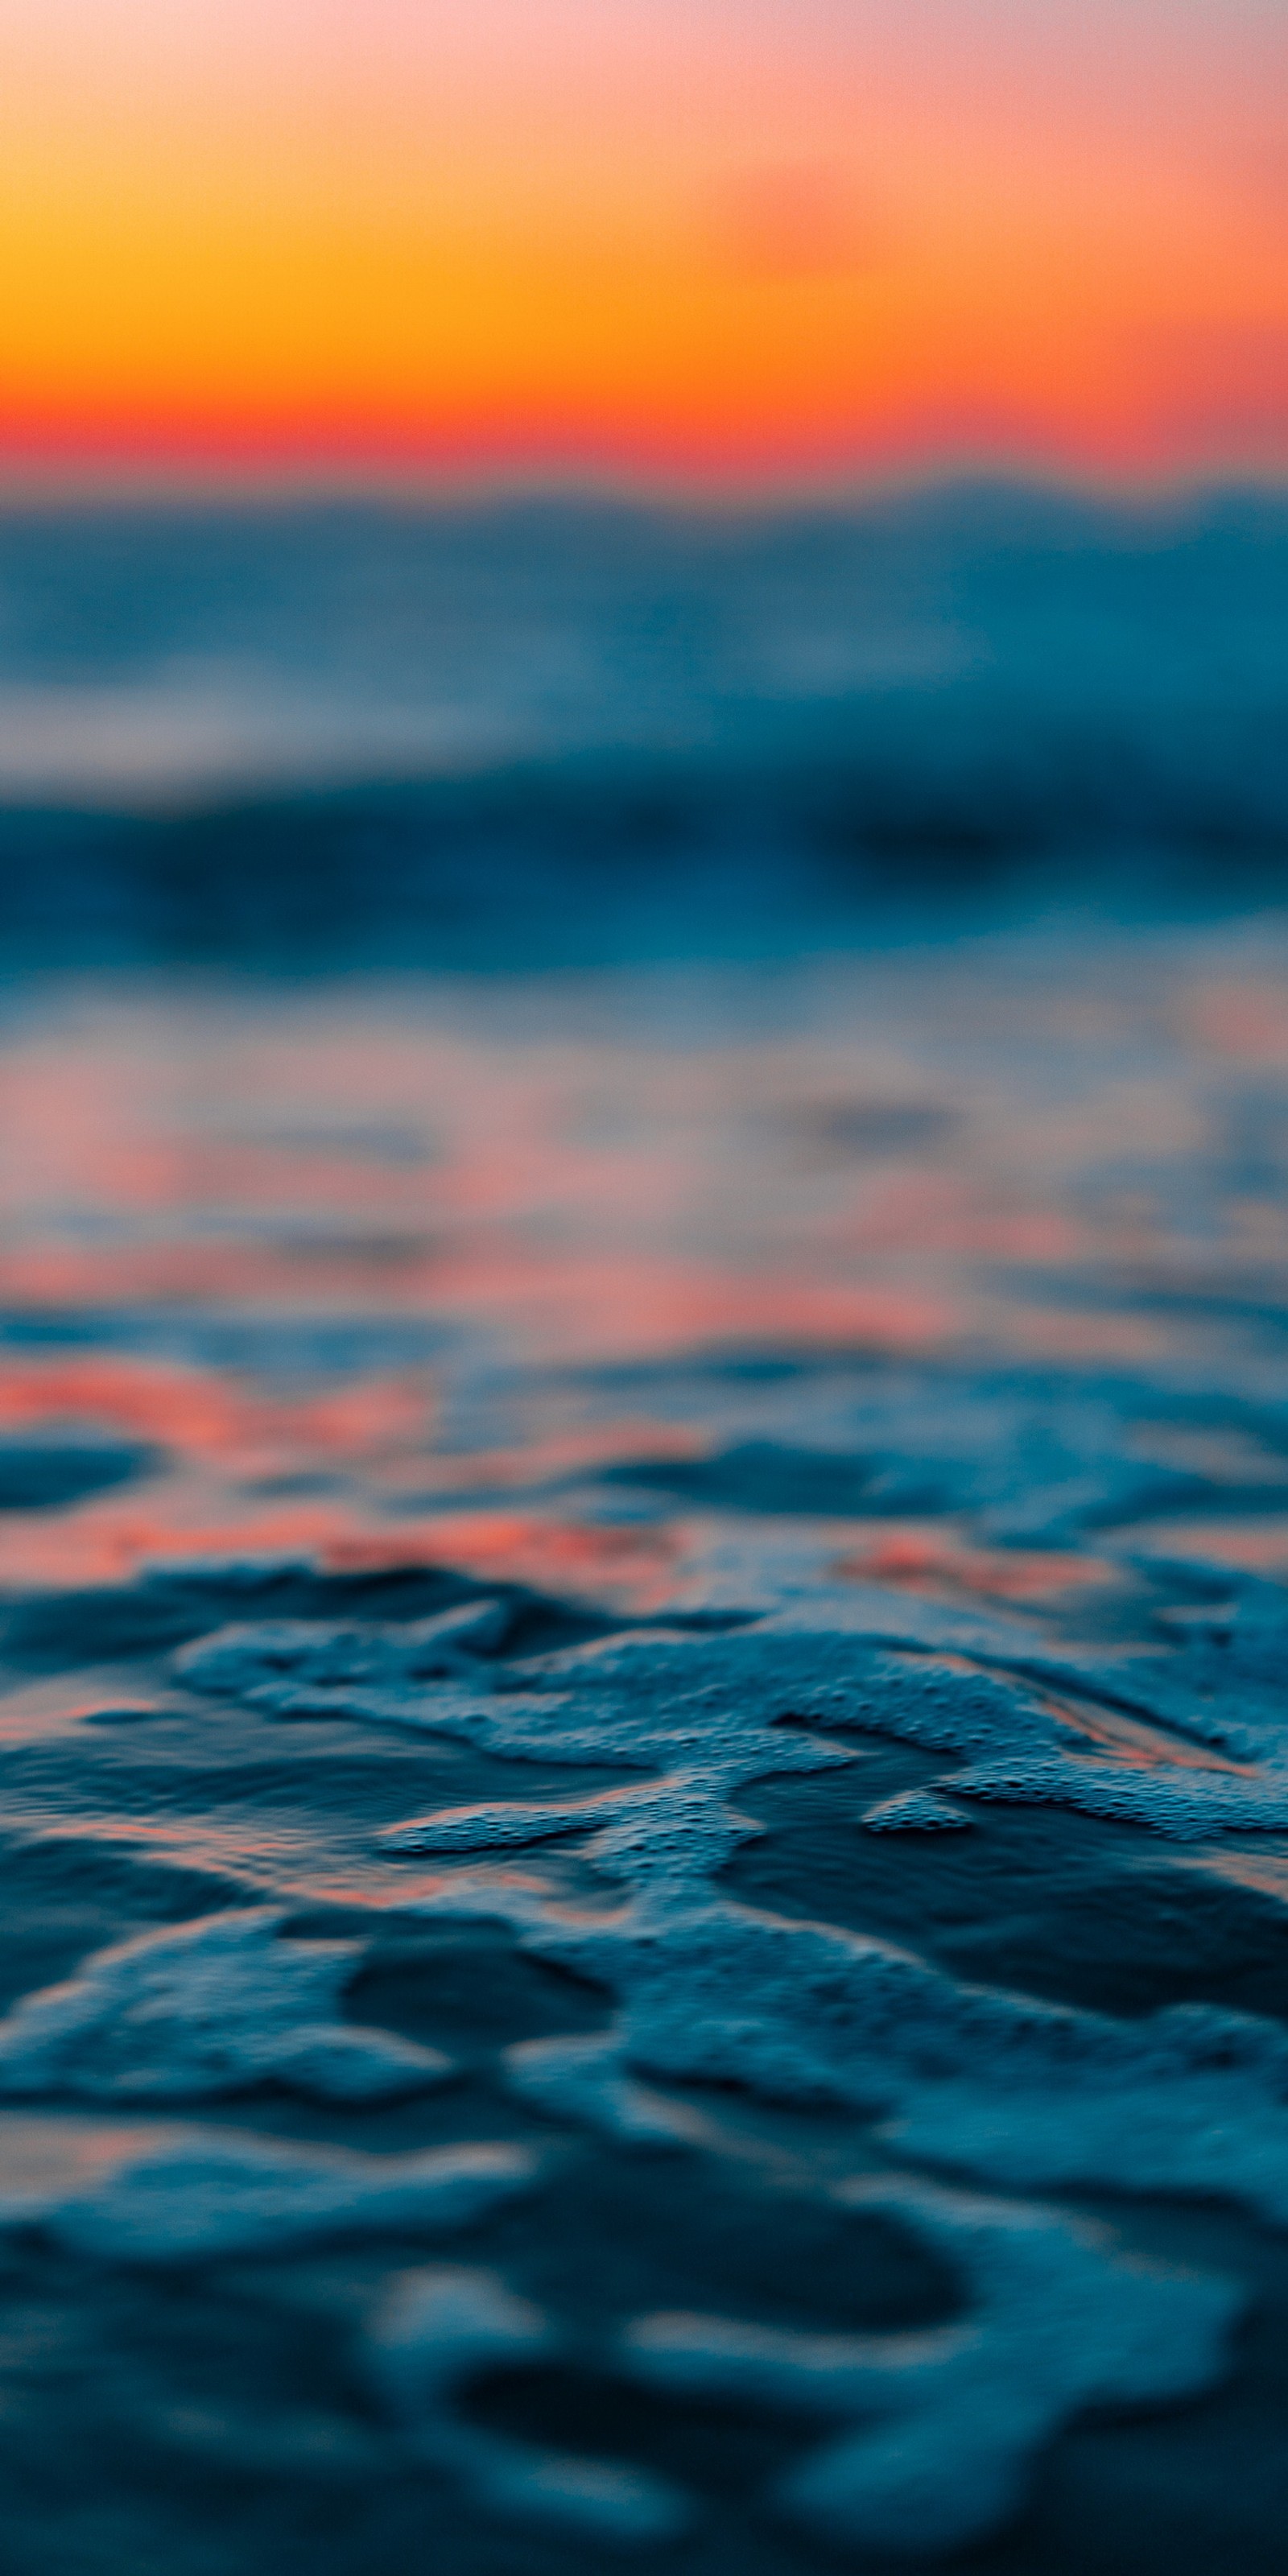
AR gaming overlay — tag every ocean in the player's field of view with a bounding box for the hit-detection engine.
[0,486,1286,2572]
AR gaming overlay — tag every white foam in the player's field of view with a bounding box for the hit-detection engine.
[504,2033,708,2146]
[177,1617,877,1781]
[367,2265,687,2543]
[45,2130,536,2262]
[937,1750,1288,1837]
[883,2059,1288,2225]
[172,1606,1288,2223]
[839,1576,1288,1841]
[184,1589,1288,1846]
[379,1784,677,1856]
[186,1620,860,1900]
[175,1600,511,1717]
[0,1909,452,2103]
[622,2171,1239,2553]
[0,2108,535,2261]
[405,1869,1288,2223]
[862,1791,973,1832]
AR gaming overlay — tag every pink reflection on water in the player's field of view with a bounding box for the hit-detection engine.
[324,1514,687,1615]
[0,1492,688,1616]
[0,1355,436,1475]
[995,1309,1178,1363]
[1118,1517,1288,1575]
[0,948,1282,1607]
[831,1528,1125,1609]
[1183,978,1288,1065]
[408,1246,954,1362]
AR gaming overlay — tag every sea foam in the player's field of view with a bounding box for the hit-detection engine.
[0,1909,452,2103]
[175,1607,1288,2223]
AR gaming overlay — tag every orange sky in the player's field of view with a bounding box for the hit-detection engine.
[2,0,1286,486]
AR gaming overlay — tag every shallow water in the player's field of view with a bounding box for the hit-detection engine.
[2,918,1288,2568]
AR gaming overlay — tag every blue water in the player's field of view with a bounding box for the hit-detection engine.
[0,489,1286,2572]
[1,484,1286,966]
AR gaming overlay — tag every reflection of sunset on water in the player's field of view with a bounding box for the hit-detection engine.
[0,935,1285,1609]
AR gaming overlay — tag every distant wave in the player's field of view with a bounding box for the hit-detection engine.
[0,484,1285,961]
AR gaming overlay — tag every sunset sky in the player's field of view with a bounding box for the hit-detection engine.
[3,0,1286,488]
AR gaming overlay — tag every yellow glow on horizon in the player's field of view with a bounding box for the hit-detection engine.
[2,0,1286,481]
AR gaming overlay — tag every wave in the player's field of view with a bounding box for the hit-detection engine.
[0,483,1285,963]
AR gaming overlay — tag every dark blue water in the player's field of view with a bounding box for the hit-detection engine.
[2,485,1286,968]
[0,489,1286,2574]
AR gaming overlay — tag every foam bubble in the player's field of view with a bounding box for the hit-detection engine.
[862,1791,973,1831]
[173,1603,1288,2221]
[0,1909,452,2103]
[404,1871,1288,2222]
[175,1600,511,1717]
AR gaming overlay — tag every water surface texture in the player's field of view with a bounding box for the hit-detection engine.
[1,498,1287,2574]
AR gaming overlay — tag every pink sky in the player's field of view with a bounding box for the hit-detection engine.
[2,0,1286,483]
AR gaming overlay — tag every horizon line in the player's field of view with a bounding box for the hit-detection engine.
[1,456,1287,516]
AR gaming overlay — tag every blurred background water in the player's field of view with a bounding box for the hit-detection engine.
[2,488,1286,965]
[6,912,1288,1612]
[0,484,1285,1599]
